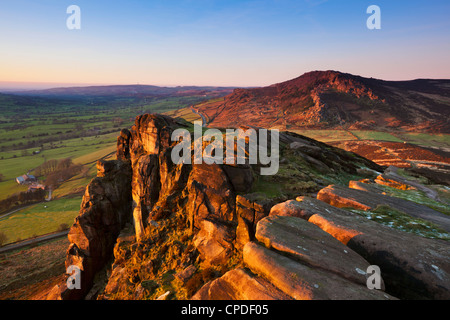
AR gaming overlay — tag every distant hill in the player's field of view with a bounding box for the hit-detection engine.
[18,85,235,99]
[195,70,450,133]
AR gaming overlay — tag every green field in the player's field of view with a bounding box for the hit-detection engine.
[0,196,82,244]
[291,129,450,147]
[0,141,116,244]
[164,107,202,123]
[0,90,221,245]
[52,144,117,199]
[290,129,356,143]
[349,130,403,142]
[396,132,450,147]
[0,135,117,200]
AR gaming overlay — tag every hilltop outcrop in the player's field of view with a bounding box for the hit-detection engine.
[47,113,449,300]
[195,70,450,133]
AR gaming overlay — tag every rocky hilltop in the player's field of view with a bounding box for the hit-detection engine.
[47,114,450,300]
[195,71,450,133]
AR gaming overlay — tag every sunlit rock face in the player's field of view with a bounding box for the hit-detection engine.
[47,113,449,301]
[47,159,132,300]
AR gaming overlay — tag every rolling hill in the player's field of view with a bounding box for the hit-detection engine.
[195,70,450,133]
[18,85,235,99]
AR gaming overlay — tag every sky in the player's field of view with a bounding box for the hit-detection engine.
[0,0,449,88]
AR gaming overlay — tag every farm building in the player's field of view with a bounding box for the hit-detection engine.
[28,183,46,191]
[16,174,37,185]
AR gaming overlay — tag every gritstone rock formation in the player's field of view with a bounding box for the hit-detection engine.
[47,113,449,300]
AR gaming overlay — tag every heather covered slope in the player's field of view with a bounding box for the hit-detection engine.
[196,70,450,133]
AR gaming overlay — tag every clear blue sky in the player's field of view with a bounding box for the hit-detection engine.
[0,0,449,87]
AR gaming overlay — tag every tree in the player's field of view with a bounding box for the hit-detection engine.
[0,173,4,182]
[57,158,73,170]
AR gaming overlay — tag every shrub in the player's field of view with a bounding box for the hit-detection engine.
[0,232,8,247]
[57,223,70,232]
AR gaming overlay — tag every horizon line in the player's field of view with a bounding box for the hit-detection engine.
[1,71,450,92]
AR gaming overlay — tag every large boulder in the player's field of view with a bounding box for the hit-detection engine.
[187,165,237,264]
[293,197,450,300]
[269,200,314,219]
[348,180,387,194]
[255,215,377,287]
[192,267,292,300]
[376,166,442,202]
[243,242,394,300]
[375,173,416,190]
[193,219,235,265]
[187,163,236,232]
[317,184,450,232]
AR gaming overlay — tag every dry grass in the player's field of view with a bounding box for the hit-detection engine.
[0,237,69,300]
[163,107,202,123]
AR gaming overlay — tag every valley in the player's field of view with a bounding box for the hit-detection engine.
[0,87,233,299]
[0,86,233,245]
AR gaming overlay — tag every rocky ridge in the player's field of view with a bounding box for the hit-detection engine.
[196,70,450,133]
[47,113,449,300]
